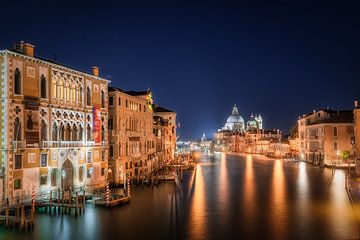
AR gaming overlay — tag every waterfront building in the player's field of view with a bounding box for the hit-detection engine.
[107,87,155,184]
[214,104,279,154]
[153,106,177,164]
[0,42,109,202]
[245,129,282,154]
[297,109,354,166]
[267,139,291,158]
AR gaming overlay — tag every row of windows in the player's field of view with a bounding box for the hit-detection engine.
[14,150,106,171]
[13,118,106,142]
[109,141,156,158]
[13,69,106,109]
[14,153,48,169]
[109,96,146,112]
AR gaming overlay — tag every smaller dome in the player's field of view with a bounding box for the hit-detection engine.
[247,113,259,130]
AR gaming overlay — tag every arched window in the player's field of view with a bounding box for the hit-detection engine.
[40,75,47,99]
[101,90,105,108]
[86,86,91,106]
[72,125,78,141]
[14,117,21,141]
[14,68,21,95]
[75,86,79,102]
[65,82,70,100]
[59,123,65,141]
[59,80,64,99]
[52,123,58,141]
[40,120,47,141]
[52,80,57,98]
[87,124,92,141]
[79,87,83,103]
[78,125,83,141]
[109,145,114,157]
[71,83,76,101]
[65,123,71,141]
[101,125,105,142]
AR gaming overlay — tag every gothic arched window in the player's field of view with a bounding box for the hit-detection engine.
[101,125,105,142]
[78,125,83,141]
[14,68,21,95]
[72,125,78,141]
[40,120,47,141]
[101,90,105,108]
[14,117,21,141]
[87,124,92,141]
[40,75,47,99]
[52,123,58,141]
[65,123,71,141]
[59,123,65,141]
[86,87,91,106]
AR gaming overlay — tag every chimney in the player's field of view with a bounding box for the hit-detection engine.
[355,100,359,109]
[13,41,35,57]
[92,66,99,77]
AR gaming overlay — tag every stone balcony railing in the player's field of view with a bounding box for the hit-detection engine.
[39,140,95,148]
[12,141,26,149]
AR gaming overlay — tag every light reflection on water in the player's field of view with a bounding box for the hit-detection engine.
[1,154,359,240]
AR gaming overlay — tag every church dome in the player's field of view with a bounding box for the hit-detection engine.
[247,113,258,130]
[223,104,245,132]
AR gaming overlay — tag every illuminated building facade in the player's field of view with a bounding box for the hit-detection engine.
[0,42,109,202]
[297,109,354,166]
[108,87,155,184]
[153,106,177,164]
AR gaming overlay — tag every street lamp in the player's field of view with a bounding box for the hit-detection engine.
[336,150,341,165]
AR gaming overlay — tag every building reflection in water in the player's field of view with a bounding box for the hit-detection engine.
[271,159,287,239]
[188,163,207,239]
[218,153,229,219]
[243,154,255,219]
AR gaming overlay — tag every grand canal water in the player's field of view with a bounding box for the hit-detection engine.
[1,153,359,240]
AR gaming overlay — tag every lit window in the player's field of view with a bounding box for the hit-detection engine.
[40,175,47,185]
[15,155,22,169]
[40,75,47,99]
[14,179,22,190]
[41,153,48,167]
[14,68,21,95]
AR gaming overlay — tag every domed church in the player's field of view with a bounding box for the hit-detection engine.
[222,104,245,132]
[221,104,262,132]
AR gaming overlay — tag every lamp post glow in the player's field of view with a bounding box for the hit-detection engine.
[336,150,341,165]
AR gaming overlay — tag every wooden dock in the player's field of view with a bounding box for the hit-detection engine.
[94,195,131,208]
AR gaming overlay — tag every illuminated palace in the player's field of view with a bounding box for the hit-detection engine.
[214,104,285,156]
[0,42,110,201]
[108,86,177,185]
[108,87,156,184]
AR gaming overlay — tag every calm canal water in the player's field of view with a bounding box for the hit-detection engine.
[1,153,359,240]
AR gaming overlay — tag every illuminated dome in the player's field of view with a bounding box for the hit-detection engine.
[223,104,245,132]
[246,113,263,131]
[247,113,258,130]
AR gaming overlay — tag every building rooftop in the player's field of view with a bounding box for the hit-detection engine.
[1,48,110,82]
[307,110,353,125]
[154,105,175,113]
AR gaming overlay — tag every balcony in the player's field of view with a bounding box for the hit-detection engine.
[39,140,95,148]
[12,141,26,149]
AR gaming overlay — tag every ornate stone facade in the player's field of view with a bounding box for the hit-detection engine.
[0,42,109,202]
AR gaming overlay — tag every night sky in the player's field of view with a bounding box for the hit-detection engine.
[2,1,360,140]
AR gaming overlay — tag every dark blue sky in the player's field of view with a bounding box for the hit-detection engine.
[2,1,360,140]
